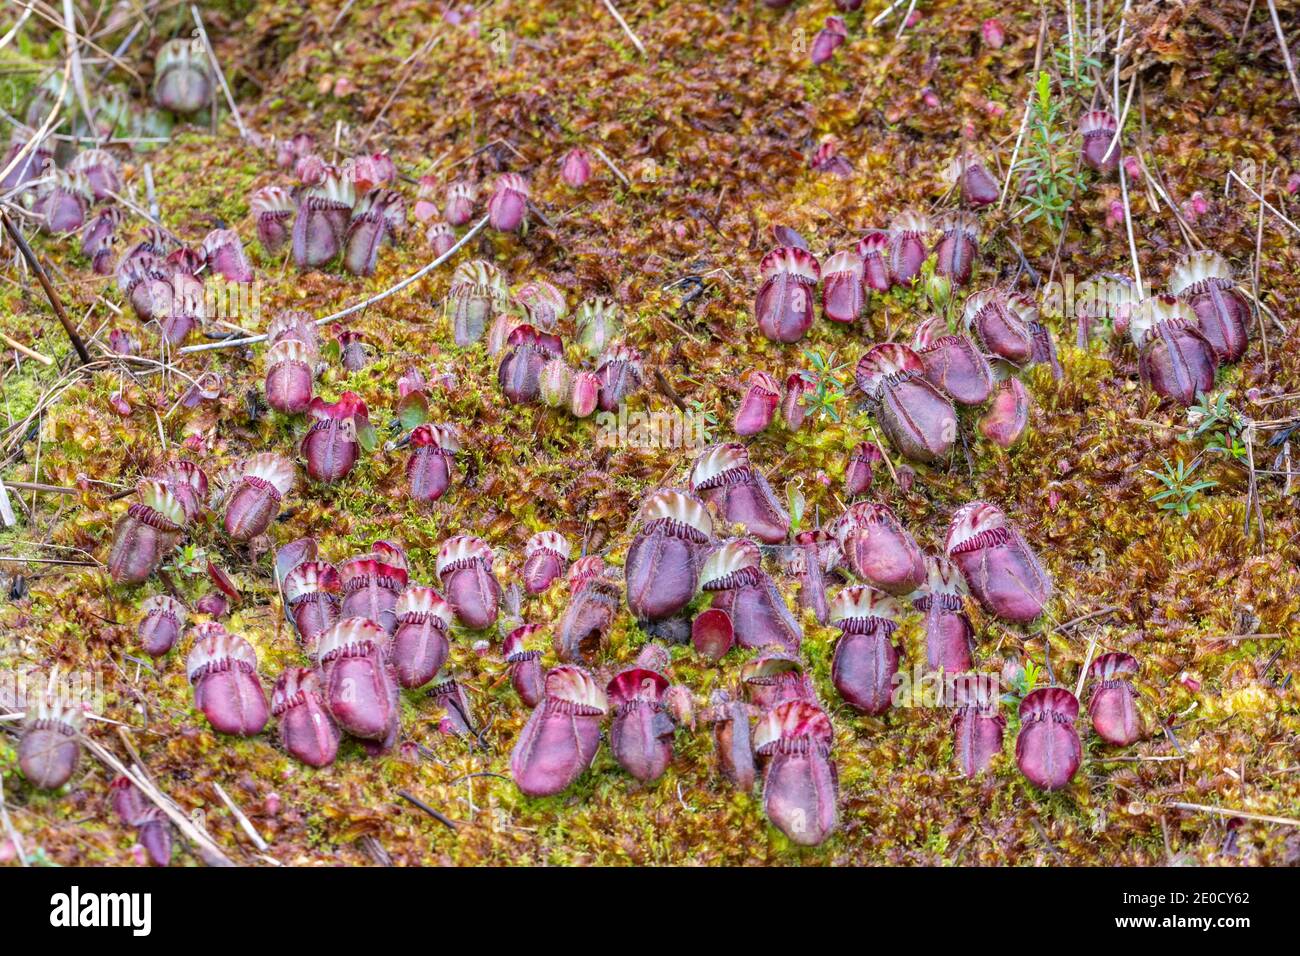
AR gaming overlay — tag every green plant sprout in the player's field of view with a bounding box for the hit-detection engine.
[1052,46,1103,95]
[800,349,850,422]
[1001,659,1044,707]
[168,543,208,577]
[1181,393,1248,462]
[687,399,718,444]
[1014,71,1086,236]
[1146,457,1218,517]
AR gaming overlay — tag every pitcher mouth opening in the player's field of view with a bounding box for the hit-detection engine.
[758,246,821,283]
[753,700,834,755]
[1129,295,1198,349]
[436,536,494,580]
[854,343,926,398]
[699,539,763,590]
[1169,251,1235,296]
[544,666,609,715]
[828,586,903,630]
[639,489,714,539]
[945,501,1011,555]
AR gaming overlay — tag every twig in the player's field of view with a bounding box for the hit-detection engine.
[144,163,159,223]
[1227,169,1300,236]
[60,0,96,141]
[358,833,393,866]
[593,146,631,188]
[1198,633,1286,641]
[600,0,646,57]
[0,61,70,189]
[94,19,142,86]
[1118,130,1143,296]
[0,555,97,566]
[1065,0,1078,79]
[999,10,1047,208]
[654,366,687,411]
[1245,424,1266,547]
[1161,723,1187,757]
[1265,0,1300,107]
[871,0,907,26]
[9,1,144,88]
[190,5,247,140]
[1054,605,1120,633]
[894,0,918,39]
[212,781,270,853]
[444,771,511,786]
[1238,0,1259,50]
[0,332,52,365]
[1030,817,1064,863]
[1074,628,1102,698]
[115,726,150,782]
[0,4,33,52]
[329,0,357,33]
[0,480,13,527]
[526,199,555,231]
[1253,162,1269,373]
[81,735,236,866]
[180,213,490,353]
[1165,802,1300,828]
[396,789,460,831]
[1103,0,1135,167]
[1109,8,1143,297]
[999,89,1033,208]
[1110,0,1133,107]
[0,209,92,364]
[1136,95,1201,251]
[1101,69,1136,164]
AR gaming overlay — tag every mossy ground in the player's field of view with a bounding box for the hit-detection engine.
[0,0,1298,866]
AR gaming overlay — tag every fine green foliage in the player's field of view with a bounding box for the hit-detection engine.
[1146,457,1219,517]
[1015,71,1086,236]
[1052,46,1103,96]
[799,349,850,423]
[1001,659,1044,707]
[686,399,719,445]
[1182,393,1249,462]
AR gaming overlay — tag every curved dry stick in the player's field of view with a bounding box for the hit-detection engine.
[397,789,460,831]
[179,213,490,354]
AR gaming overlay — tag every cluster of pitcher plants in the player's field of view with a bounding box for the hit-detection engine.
[19,69,1264,852]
